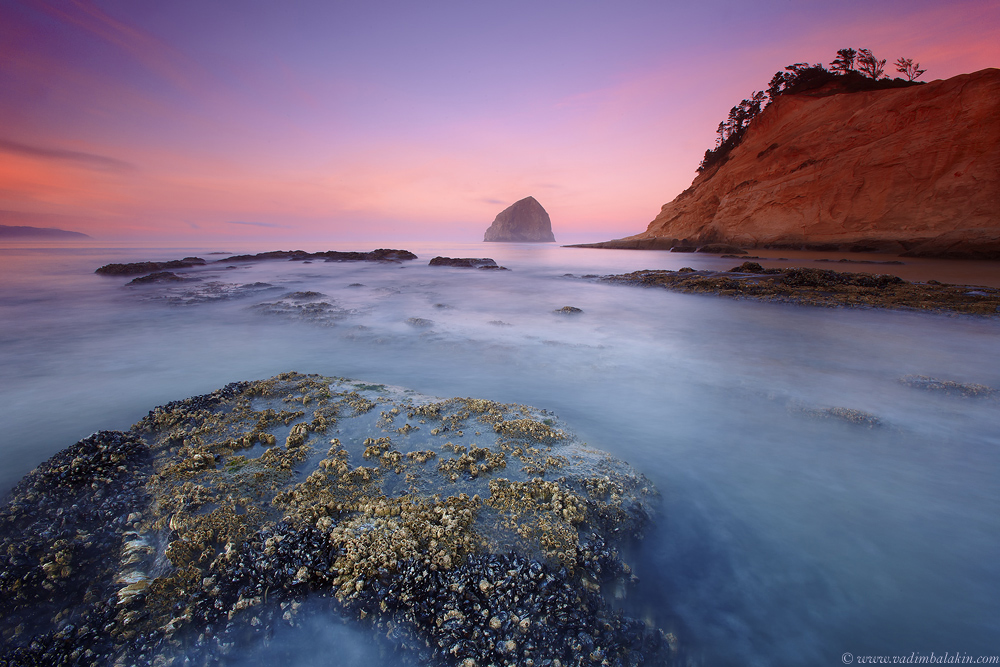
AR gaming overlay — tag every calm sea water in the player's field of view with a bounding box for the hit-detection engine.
[1,242,999,666]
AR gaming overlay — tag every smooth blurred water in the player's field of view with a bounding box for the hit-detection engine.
[1,242,998,666]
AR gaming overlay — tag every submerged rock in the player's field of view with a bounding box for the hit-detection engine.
[126,271,185,285]
[800,406,882,428]
[144,281,281,305]
[899,375,996,397]
[696,243,746,254]
[484,197,556,243]
[0,373,672,666]
[286,290,326,300]
[251,293,353,324]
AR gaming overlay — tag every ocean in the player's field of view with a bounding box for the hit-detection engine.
[1,242,998,666]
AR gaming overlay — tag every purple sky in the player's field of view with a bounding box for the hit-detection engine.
[1,0,997,244]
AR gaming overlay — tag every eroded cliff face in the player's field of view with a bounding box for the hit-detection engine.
[629,68,1000,258]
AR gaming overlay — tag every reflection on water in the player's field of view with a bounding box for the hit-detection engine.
[1,242,999,666]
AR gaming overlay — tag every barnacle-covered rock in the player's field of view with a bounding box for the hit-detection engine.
[898,375,997,397]
[603,266,1000,314]
[0,372,674,666]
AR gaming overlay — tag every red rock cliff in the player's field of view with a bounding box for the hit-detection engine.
[626,68,1000,258]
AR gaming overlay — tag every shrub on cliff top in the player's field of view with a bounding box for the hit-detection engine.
[696,49,926,173]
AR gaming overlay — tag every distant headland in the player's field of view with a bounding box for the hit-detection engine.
[0,224,90,240]
[571,62,1000,259]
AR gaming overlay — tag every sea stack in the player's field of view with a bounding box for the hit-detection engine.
[484,196,555,242]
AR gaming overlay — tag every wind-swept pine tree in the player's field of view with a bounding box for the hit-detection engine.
[895,57,926,81]
[830,48,857,74]
[857,49,886,79]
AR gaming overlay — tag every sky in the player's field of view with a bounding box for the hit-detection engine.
[0,0,997,245]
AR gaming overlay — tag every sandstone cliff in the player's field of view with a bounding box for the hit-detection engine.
[597,68,1000,258]
[484,196,556,242]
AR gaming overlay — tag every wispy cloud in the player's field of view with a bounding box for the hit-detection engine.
[226,220,289,228]
[36,0,202,94]
[0,138,135,172]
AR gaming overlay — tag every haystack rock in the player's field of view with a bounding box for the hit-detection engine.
[584,68,1000,259]
[484,196,556,242]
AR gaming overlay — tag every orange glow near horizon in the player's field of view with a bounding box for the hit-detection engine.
[1,0,997,246]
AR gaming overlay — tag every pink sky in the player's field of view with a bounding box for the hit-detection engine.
[1,0,997,245]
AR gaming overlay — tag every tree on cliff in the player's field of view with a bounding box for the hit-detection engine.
[710,91,768,150]
[696,50,925,173]
[857,49,886,79]
[895,58,926,81]
[830,48,857,74]
[766,63,836,100]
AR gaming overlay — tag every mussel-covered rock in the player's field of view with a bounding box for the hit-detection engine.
[0,372,676,666]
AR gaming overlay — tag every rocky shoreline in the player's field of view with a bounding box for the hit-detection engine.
[603,262,1000,315]
[95,249,418,277]
[0,373,675,666]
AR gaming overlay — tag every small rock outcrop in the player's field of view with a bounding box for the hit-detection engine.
[96,250,418,276]
[225,249,417,263]
[602,265,1000,314]
[697,244,747,254]
[429,256,500,268]
[484,196,555,243]
[96,258,206,276]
